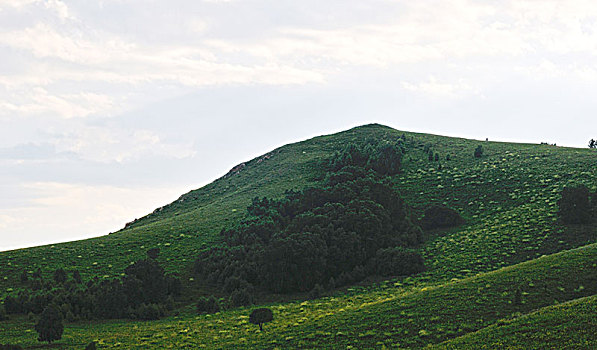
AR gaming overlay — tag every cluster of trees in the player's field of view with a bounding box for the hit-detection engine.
[2,250,181,323]
[328,140,404,176]
[194,141,425,299]
[558,185,597,224]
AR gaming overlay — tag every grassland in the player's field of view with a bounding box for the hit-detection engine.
[1,124,596,348]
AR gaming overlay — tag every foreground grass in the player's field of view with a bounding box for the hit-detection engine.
[1,244,595,349]
[433,295,597,350]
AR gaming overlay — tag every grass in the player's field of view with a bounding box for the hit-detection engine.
[433,295,597,349]
[1,243,594,349]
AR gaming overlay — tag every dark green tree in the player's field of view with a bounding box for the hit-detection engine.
[72,270,82,284]
[53,268,67,284]
[196,296,220,314]
[35,304,63,344]
[249,308,273,331]
[589,139,596,149]
[474,145,483,158]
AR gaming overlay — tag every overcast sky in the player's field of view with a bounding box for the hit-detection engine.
[1,0,597,251]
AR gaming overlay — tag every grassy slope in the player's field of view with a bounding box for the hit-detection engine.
[1,243,594,349]
[1,124,595,290]
[432,294,597,350]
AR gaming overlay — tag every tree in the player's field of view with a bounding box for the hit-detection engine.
[558,185,592,224]
[72,270,82,284]
[147,247,160,260]
[35,304,63,344]
[590,139,596,149]
[249,308,273,331]
[53,268,67,284]
[474,145,483,158]
[196,296,220,314]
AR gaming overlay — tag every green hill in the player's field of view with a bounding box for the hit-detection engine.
[0,124,596,348]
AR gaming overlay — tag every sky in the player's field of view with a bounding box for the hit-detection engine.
[1,0,597,251]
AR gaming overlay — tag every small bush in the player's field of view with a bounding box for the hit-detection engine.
[147,248,160,260]
[420,205,465,230]
[474,145,483,158]
[53,269,67,284]
[308,284,325,300]
[134,303,161,320]
[0,344,24,350]
[196,296,220,314]
[229,289,253,307]
[0,306,7,321]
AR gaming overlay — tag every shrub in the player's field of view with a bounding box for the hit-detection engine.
[229,289,253,307]
[249,308,273,331]
[372,247,425,276]
[53,269,67,284]
[0,345,23,350]
[0,306,7,321]
[134,303,161,320]
[558,185,592,224]
[474,145,483,158]
[196,296,220,314]
[35,304,63,344]
[147,248,160,260]
[72,270,82,284]
[308,284,324,300]
[420,205,466,230]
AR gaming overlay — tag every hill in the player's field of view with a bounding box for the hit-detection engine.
[1,124,595,289]
[0,123,596,348]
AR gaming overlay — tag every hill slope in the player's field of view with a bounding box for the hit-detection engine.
[2,124,595,292]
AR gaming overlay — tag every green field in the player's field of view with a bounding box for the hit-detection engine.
[1,124,596,348]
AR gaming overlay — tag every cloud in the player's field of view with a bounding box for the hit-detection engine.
[0,87,115,119]
[401,76,479,99]
[49,126,196,163]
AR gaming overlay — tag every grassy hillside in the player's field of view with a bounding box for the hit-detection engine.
[1,243,594,349]
[433,295,597,349]
[1,123,596,348]
[1,124,595,291]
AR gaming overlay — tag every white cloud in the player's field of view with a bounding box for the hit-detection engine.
[0,87,114,119]
[402,76,479,99]
[51,126,196,163]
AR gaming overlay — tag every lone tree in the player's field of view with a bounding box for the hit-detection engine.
[249,308,273,331]
[474,145,484,158]
[590,139,596,149]
[35,304,64,344]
